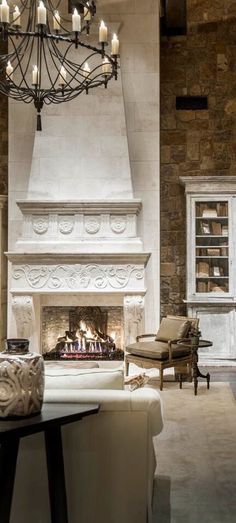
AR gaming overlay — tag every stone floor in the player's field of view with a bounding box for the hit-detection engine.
[151,367,236,523]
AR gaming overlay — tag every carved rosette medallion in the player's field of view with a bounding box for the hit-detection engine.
[32,215,49,235]
[58,216,74,235]
[110,216,127,234]
[85,216,100,234]
[12,295,34,338]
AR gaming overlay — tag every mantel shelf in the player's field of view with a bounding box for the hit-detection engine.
[5,252,151,266]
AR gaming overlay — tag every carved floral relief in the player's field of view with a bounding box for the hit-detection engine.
[12,264,144,290]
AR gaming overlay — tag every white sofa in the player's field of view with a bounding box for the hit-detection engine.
[10,364,163,523]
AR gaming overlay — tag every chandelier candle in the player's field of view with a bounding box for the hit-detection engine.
[84,5,91,21]
[59,65,67,86]
[99,20,108,42]
[72,8,81,32]
[37,1,46,25]
[102,57,110,74]
[53,11,60,31]
[6,60,13,79]
[111,34,119,55]
[1,0,9,24]
[82,62,90,77]
[32,65,39,85]
[12,6,21,27]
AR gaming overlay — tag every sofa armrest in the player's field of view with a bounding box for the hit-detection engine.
[44,387,163,437]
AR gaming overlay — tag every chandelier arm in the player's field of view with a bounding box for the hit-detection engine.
[7,34,35,93]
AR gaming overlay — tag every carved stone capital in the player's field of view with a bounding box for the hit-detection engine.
[123,295,145,346]
[12,295,34,338]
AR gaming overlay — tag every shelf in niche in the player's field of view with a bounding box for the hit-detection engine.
[196,256,228,259]
[196,235,228,238]
[196,217,228,220]
[196,276,228,280]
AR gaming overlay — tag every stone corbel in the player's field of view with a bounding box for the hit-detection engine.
[123,295,145,346]
[12,295,34,339]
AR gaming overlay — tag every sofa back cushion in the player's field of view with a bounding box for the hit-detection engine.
[45,366,124,390]
[155,317,190,342]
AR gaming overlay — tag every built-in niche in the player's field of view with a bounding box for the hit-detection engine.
[42,305,124,360]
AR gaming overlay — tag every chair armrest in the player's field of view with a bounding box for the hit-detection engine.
[136,334,156,342]
[167,338,192,360]
[168,337,191,345]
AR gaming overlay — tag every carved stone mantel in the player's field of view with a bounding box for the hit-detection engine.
[7,200,151,350]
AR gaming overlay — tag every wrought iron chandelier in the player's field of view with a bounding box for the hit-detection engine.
[0,0,119,129]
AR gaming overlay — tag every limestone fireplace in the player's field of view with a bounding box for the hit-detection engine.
[6,199,150,353]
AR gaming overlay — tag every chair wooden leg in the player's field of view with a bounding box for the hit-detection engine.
[125,359,129,376]
[179,374,183,389]
[160,369,163,391]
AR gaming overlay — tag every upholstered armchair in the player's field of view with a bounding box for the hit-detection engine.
[125,315,199,390]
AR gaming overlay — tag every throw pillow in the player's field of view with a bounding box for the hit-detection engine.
[155,317,190,342]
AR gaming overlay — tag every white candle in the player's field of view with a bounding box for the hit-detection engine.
[12,5,21,26]
[99,20,107,43]
[32,65,39,85]
[6,60,13,79]
[72,8,81,32]
[53,10,60,31]
[1,0,9,24]
[59,65,66,85]
[84,4,91,21]
[37,1,46,25]
[102,57,110,74]
[111,33,119,55]
[82,62,90,78]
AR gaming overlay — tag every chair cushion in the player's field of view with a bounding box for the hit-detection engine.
[155,317,190,342]
[126,341,191,361]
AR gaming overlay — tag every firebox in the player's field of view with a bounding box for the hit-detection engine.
[42,306,124,361]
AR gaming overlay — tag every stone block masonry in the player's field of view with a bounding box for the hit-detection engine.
[0,41,8,195]
[160,0,236,317]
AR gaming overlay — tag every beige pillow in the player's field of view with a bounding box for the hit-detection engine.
[155,317,190,342]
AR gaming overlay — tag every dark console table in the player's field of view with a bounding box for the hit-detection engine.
[0,403,100,523]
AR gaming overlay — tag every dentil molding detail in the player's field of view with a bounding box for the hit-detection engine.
[12,295,34,338]
[12,264,144,291]
[123,295,145,345]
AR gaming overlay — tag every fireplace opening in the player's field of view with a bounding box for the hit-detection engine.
[42,306,124,360]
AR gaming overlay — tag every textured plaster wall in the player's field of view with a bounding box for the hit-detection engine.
[160,0,236,317]
[8,0,161,332]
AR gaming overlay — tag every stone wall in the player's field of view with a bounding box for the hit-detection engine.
[0,42,8,195]
[160,0,236,317]
[0,41,8,348]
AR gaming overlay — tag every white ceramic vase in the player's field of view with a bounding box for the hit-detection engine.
[0,339,44,418]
